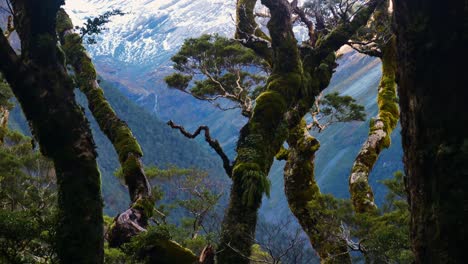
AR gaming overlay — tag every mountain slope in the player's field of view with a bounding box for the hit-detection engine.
[8,79,224,215]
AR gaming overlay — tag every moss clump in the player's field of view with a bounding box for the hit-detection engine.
[132,196,155,220]
[265,73,303,103]
[56,9,74,34]
[123,226,197,264]
[275,146,290,160]
[232,162,270,206]
[251,90,287,130]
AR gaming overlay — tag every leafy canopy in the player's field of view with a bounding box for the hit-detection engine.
[165,34,268,117]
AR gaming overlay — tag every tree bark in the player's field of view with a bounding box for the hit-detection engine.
[349,36,398,213]
[218,1,381,262]
[0,1,103,263]
[56,9,153,247]
[394,0,468,262]
[284,120,351,263]
[0,106,9,144]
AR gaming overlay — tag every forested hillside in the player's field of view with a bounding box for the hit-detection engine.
[8,79,224,214]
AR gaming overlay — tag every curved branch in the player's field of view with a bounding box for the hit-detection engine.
[167,120,233,176]
[349,36,398,213]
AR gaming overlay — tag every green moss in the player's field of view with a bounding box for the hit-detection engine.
[132,197,155,219]
[266,73,303,102]
[275,146,289,160]
[232,162,270,206]
[56,9,74,34]
[123,226,197,264]
[252,90,287,129]
[80,56,98,80]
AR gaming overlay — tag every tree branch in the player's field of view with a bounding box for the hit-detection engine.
[236,0,273,64]
[314,0,382,60]
[167,120,233,176]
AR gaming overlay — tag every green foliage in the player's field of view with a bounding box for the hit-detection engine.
[0,74,13,110]
[120,226,197,264]
[76,9,125,44]
[249,244,274,264]
[0,128,57,263]
[112,165,223,257]
[166,34,268,116]
[312,91,366,128]
[339,171,413,263]
[147,166,223,253]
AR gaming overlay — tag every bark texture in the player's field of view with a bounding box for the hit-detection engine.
[0,106,8,143]
[218,0,380,262]
[56,9,153,247]
[0,1,103,263]
[394,0,468,262]
[284,120,351,263]
[349,36,398,213]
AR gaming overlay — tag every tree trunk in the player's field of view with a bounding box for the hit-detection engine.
[218,1,381,262]
[0,1,103,263]
[284,120,351,263]
[56,9,153,247]
[394,1,468,262]
[349,36,398,213]
[218,2,301,263]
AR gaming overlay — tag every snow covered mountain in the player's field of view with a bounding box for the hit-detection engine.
[65,0,235,66]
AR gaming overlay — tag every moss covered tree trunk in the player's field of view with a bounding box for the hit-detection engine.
[284,120,351,263]
[218,1,301,262]
[394,0,468,262]
[349,37,398,213]
[218,0,381,262]
[0,1,103,263]
[56,9,153,247]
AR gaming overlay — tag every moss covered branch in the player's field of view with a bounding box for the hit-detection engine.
[349,36,398,213]
[57,9,153,248]
[57,8,151,205]
[284,120,351,263]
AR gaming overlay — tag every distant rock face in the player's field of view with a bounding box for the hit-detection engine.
[65,0,235,66]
